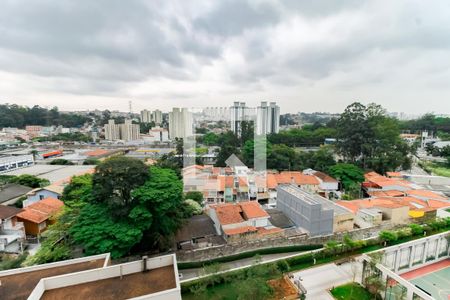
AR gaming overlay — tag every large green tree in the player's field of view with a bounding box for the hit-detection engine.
[92,156,149,217]
[336,102,411,173]
[328,163,365,191]
[70,166,184,258]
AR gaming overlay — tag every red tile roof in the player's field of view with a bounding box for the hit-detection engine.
[214,204,244,225]
[313,171,338,183]
[368,190,405,197]
[274,172,320,186]
[212,201,269,225]
[405,189,447,201]
[223,226,257,236]
[240,201,269,219]
[17,197,64,224]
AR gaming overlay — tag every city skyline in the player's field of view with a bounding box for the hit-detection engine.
[2,1,450,114]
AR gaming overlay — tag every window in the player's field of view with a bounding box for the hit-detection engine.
[39,195,44,200]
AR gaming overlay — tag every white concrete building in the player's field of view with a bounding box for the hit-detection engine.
[152,109,163,125]
[256,101,280,135]
[140,109,152,123]
[230,101,248,136]
[0,155,34,174]
[168,108,193,139]
[119,119,140,141]
[103,119,120,141]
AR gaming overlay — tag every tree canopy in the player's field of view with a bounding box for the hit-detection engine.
[336,102,412,174]
[70,165,185,258]
[92,156,149,217]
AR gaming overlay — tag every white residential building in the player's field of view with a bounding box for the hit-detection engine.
[256,101,280,135]
[140,109,152,123]
[104,119,140,141]
[104,119,120,141]
[152,109,163,125]
[119,119,140,141]
[168,108,193,139]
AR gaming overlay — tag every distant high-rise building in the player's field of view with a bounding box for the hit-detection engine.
[256,101,280,135]
[151,109,163,125]
[230,102,248,136]
[104,119,120,141]
[119,119,140,141]
[140,109,152,123]
[168,108,193,139]
[104,119,139,141]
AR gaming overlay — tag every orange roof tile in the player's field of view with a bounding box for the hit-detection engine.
[240,201,269,219]
[223,226,257,235]
[313,171,338,183]
[274,172,320,186]
[405,190,447,201]
[368,190,405,197]
[257,227,283,236]
[214,204,244,225]
[17,197,64,224]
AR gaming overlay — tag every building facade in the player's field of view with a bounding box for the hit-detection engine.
[168,108,193,139]
[140,109,152,123]
[256,101,280,135]
[104,119,140,141]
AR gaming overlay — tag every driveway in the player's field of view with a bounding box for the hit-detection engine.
[291,260,362,300]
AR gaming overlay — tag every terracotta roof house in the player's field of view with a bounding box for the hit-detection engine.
[16,197,64,236]
[207,201,280,240]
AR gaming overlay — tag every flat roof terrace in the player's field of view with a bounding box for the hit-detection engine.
[0,255,109,300]
[41,265,176,300]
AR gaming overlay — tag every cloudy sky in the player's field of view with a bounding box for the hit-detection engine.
[1,0,450,114]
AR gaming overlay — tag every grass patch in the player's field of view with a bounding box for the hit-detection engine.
[420,161,450,177]
[331,283,373,300]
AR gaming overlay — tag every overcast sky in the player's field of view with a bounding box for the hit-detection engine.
[1,0,450,114]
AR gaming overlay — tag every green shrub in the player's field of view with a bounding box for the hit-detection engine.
[409,224,424,236]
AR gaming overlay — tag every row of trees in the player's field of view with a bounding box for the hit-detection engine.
[0,104,89,128]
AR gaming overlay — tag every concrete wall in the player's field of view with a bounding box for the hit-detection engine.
[177,221,397,262]
[277,187,333,236]
[376,206,409,225]
[333,212,354,232]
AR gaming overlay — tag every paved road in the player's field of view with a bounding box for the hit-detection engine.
[291,259,362,300]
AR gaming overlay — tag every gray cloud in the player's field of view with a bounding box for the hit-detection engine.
[0,0,450,114]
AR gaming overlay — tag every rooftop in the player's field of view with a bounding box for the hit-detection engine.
[3,165,94,183]
[175,214,217,243]
[0,205,22,220]
[16,197,64,223]
[212,201,269,225]
[0,183,33,204]
[41,265,176,300]
[0,255,108,300]
[279,184,351,216]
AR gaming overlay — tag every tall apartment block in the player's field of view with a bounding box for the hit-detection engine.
[140,109,152,123]
[256,101,280,135]
[168,108,193,139]
[230,101,249,136]
[104,119,140,141]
